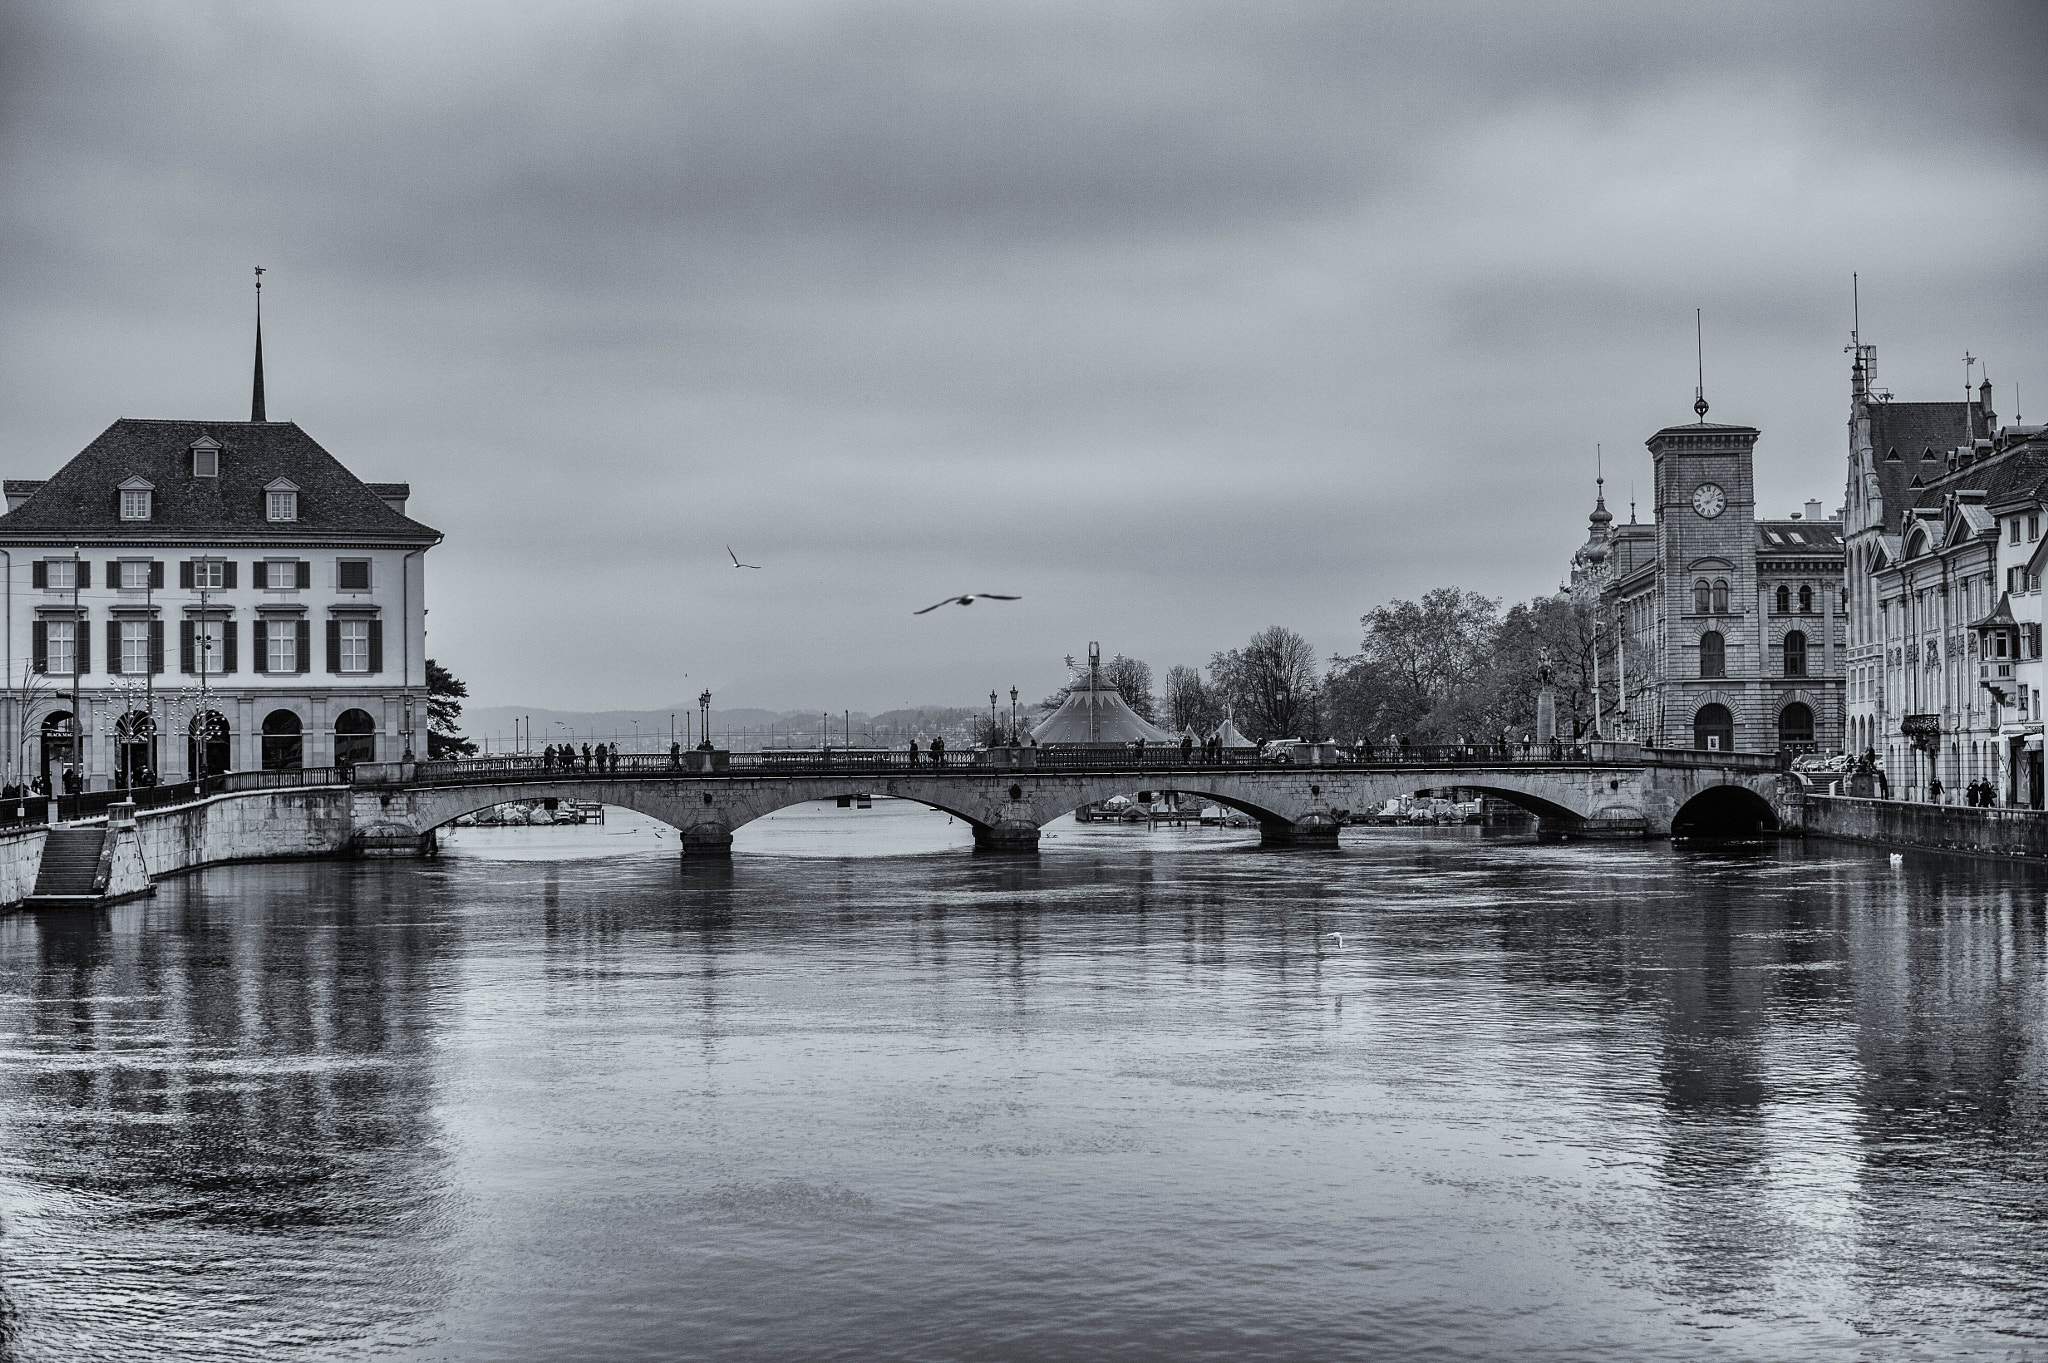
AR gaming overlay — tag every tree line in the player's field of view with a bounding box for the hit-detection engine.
[1056,586,1636,745]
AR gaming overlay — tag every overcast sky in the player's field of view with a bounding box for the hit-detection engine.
[1,1,2043,712]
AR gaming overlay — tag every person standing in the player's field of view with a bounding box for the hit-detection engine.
[907,738,920,768]
[930,734,946,764]
[1928,775,1944,805]
[581,742,593,773]
[1181,733,1194,764]
[670,740,682,769]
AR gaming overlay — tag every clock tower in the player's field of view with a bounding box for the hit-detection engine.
[1648,418,1762,749]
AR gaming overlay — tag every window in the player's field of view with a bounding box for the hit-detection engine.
[1693,579,1711,614]
[1776,585,1790,614]
[266,622,297,674]
[45,620,75,674]
[118,559,160,591]
[1778,702,1814,747]
[194,620,224,674]
[1694,703,1734,751]
[1996,631,2010,659]
[2031,515,2040,542]
[192,445,218,478]
[42,559,75,591]
[267,489,298,522]
[339,619,371,672]
[1699,630,1726,679]
[121,488,152,521]
[2013,519,2023,544]
[1711,580,1729,614]
[1799,585,1813,613]
[120,621,152,675]
[261,710,303,772]
[1784,630,1807,677]
[337,559,371,592]
[189,559,226,590]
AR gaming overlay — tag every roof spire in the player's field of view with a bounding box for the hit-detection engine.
[1693,308,1708,422]
[252,266,267,423]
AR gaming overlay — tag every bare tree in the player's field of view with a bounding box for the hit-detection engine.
[1208,626,1320,741]
[1102,654,1157,721]
[4,661,57,787]
[1162,664,1220,734]
[1358,588,1501,740]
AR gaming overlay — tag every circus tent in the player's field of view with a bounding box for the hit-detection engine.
[1030,644,1180,747]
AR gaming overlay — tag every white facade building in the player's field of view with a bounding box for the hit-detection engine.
[0,418,440,789]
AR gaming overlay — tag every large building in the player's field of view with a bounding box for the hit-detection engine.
[1842,343,2048,804]
[0,354,440,790]
[1574,407,1845,753]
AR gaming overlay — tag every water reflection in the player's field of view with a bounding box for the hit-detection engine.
[0,810,2040,1360]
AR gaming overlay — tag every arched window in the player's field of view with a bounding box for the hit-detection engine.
[1712,579,1730,614]
[1783,630,1807,677]
[1799,585,1813,613]
[1778,702,1814,747]
[334,708,377,766]
[261,709,303,772]
[1699,631,1726,679]
[1693,579,1711,614]
[1776,585,1790,614]
[1694,703,1734,752]
[189,710,230,779]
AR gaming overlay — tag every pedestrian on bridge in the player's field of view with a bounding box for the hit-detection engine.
[670,741,682,769]
[582,743,593,772]
[543,744,555,772]
[1181,733,1194,764]
[907,738,920,767]
[931,735,946,764]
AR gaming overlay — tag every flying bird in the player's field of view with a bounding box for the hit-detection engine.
[913,593,1021,615]
[727,546,761,569]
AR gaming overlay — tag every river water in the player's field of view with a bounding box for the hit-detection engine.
[1,801,2044,1361]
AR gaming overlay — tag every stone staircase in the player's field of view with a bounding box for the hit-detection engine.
[25,827,107,908]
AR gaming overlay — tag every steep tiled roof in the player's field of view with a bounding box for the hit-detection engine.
[0,419,440,542]
[1869,400,1986,525]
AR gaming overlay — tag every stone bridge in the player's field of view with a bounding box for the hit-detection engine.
[346,747,1800,856]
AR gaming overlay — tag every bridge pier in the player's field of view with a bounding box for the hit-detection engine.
[972,823,1041,854]
[1259,813,1341,848]
[679,823,734,858]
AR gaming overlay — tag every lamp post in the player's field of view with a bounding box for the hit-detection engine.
[1010,686,1019,744]
[989,690,998,745]
[698,689,712,751]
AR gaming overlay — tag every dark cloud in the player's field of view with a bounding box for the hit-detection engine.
[0,0,2043,712]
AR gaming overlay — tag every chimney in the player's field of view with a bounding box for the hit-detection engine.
[1805,500,1823,522]
[1980,377,1996,434]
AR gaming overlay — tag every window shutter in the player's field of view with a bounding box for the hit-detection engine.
[252,561,268,589]
[31,561,45,589]
[326,620,341,674]
[149,560,164,588]
[223,561,238,589]
[180,621,194,673]
[221,621,237,673]
[76,561,90,589]
[367,619,383,674]
[76,624,88,674]
[252,620,268,673]
[149,620,164,674]
[106,561,120,588]
[31,621,46,673]
[179,560,193,589]
[107,621,121,675]
[295,620,310,673]
[295,560,311,589]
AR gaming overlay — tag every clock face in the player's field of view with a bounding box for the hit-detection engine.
[1692,482,1727,519]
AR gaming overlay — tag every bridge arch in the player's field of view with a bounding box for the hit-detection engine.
[1670,784,1780,838]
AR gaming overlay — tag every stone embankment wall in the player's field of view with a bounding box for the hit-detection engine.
[130,788,355,877]
[0,828,48,905]
[1803,793,2048,860]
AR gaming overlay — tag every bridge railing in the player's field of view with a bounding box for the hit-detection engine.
[365,743,1786,787]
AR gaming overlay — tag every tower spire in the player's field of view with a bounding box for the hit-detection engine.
[1693,308,1708,422]
[251,266,266,423]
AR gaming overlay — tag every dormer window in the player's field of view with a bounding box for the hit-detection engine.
[190,436,221,478]
[118,475,155,521]
[265,477,300,522]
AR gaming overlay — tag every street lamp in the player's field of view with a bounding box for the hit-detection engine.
[698,689,712,751]
[989,690,998,745]
[1010,686,1019,744]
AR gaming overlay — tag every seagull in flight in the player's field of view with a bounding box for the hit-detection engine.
[727,546,761,569]
[913,593,1021,615]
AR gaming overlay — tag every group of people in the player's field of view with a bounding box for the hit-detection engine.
[541,742,628,774]
[1932,777,2002,807]
[904,736,948,765]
